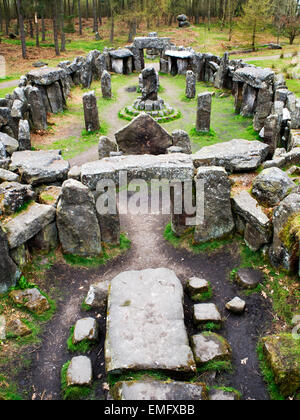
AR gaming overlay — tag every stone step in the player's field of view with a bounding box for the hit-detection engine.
[109,380,207,400]
[105,268,196,375]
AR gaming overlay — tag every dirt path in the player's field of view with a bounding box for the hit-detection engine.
[20,205,271,401]
[0,79,19,89]
[243,52,297,61]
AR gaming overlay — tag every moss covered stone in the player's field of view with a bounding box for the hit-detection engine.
[262,334,300,397]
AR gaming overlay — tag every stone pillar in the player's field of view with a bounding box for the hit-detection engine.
[25,86,48,131]
[141,67,159,101]
[253,83,273,132]
[82,91,100,133]
[234,82,244,114]
[172,130,192,154]
[264,114,280,155]
[196,92,212,133]
[160,58,169,74]
[56,179,102,257]
[101,71,112,99]
[240,84,258,117]
[214,52,229,89]
[186,71,196,99]
[18,119,31,151]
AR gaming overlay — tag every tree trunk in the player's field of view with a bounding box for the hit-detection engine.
[78,0,82,35]
[41,14,46,41]
[86,0,89,19]
[110,1,114,43]
[14,0,19,35]
[3,0,10,35]
[52,1,60,56]
[29,18,34,38]
[35,11,39,47]
[98,0,102,25]
[60,0,66,52]
[16,0,26,59]
[208,0,211,31]
[252,20,257,51]
[92,0,98,32]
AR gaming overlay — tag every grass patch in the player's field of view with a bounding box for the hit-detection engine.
[191,287,213,303]
[196,360,233,374]
[257,342,285,400]
[164,223,234,254]
[0,374,23,400]
[211,386,242,399]
[63,233,131,268]
[232,238,299,325]
[81,302,92,312]
[61,361,92,401]
[67,326,96,353]
[199,322,221,331]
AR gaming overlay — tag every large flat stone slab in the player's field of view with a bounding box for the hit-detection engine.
[165,50,194,59]
[110,380,207,400]
[9,150,70,186]
[81,153,194,190]
[3,203,56,249]
[192,139,269,172]
[105,268,196,374]
[115,113,173,155]
[27,67,66,86]
[233,67,274,89]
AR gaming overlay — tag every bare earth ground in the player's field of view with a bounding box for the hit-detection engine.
[16,206,272,401]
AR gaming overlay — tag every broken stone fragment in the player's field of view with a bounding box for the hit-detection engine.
[209,388,241,400]
[193,303,222,326]
[73,318,98,345]
[7,316,31,338]
[226,297,246,314]
[187,277,210,297]
[236,268,264,290]
[0,181,35,216]
[0,132,19,155]
[191,332,231,364]
[67,356,93,387]
[9,288,50,315]
[85,280,110,311]
[98,136,118,159]
[252,167,296,208]
[0,168,19,183]
[0,315,6,340]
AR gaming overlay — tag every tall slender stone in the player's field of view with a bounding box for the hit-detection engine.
[101,70,112,99]
[196,92,212,133]
[82,91,100,133]
[18,119,31,151]
[186,70,196,99]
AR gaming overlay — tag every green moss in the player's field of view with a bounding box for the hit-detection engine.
[191,287,213,302]
[107,370,171,389]
[61,361,92,401]
[212,386,242,399]
[81,302,92,312]
[257,342,285,400]
[63,233,131,268]
[13,200,34,216]
[67,326,96,353]
[196,360,233,374]
[199,322,221,331]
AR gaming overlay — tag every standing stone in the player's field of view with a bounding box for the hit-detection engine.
[186,70,196,99]
[98,136,118,159]
[0,224,19,294]
[194,167,234,243]
[94,189,120,245]
[0,141,6,159]
[172,130,192,154]
[214,52,229,89]
[28,222,58,253]
[253,83,273,132]
[263,114,280,155]
[141,67,159,101]
[46,82,65,114]
[269,193,300,272]
[25,86,47,130]
[196,92,212,133]
[105,268,196,374]
[57,179,102,257]
[240,84,258,117]
[94,54,106,79]
[18,119,31,151]
[83,91,100,133]
[101,70,112,99]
